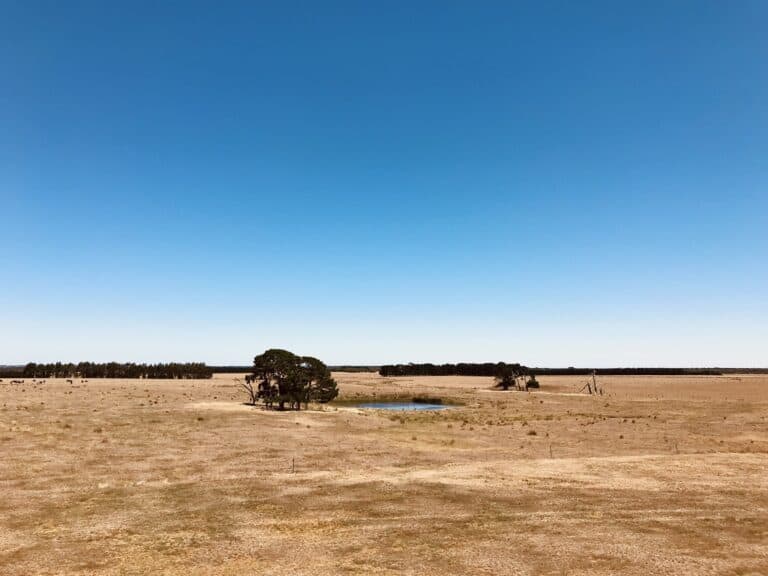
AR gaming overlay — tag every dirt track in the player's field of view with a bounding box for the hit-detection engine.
[1,373,767,575]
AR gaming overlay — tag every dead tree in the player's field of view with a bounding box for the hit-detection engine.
[578,370,604,395]
[591,371,605,395]
[237,375,259,405]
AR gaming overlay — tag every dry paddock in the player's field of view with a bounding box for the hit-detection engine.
[1,373,767,575]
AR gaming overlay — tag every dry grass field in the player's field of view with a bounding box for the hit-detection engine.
[1,372,767,575]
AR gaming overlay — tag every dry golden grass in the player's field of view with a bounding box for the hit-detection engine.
[1,372,767,575]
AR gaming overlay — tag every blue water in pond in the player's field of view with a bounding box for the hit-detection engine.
[356,402,449,411]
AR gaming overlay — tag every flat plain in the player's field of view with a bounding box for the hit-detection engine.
[1,372,767,575]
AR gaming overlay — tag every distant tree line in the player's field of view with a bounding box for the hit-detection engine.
[19,362,213,379]
[532,367,723,376]
[0,366,24,378]
[209,365,380,374]
[209,366,252,373]
[4,362,750,381]
[379,364,726,377]
[379,363,529,377]
[241,349,338,410]
[378,362,539,391]
[328,365,380,373]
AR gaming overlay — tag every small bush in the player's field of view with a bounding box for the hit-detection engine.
[412,396,442,405]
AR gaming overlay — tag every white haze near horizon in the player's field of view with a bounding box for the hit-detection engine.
[2,315,766,367]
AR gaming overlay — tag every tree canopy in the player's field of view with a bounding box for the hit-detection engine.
[243,349,338,410]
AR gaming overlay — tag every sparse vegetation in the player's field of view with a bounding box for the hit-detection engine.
[1,371,767,575]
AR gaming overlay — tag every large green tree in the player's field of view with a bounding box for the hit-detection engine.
[249,349,338,410]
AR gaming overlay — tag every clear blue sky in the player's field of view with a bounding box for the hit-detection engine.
[2,1,766,366]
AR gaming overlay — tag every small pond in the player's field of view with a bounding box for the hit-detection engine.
[355,402,451,411]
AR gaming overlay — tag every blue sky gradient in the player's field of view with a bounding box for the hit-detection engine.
[2,1,766,365]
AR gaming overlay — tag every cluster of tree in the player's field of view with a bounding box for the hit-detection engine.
[20,362,212,379]
[379,363,528,377]
[716,368,768,374]
[241,349,338,410]
[493,363,539,390]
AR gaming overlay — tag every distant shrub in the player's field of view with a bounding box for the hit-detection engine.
[412,396,442,404]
